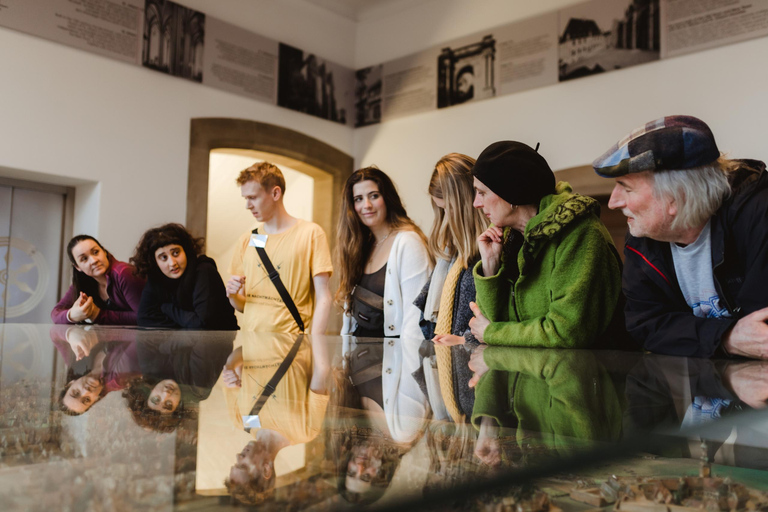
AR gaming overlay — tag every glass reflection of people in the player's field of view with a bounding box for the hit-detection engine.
[335,166,432,340]
[51,326,140,416]
[123,331,235,432]
[222,332,330,505]
[469,141,624,349]
[330,336,430,505]
[455,64,474,104]
[132,223,238,330]
[469,347,623,465]
[625,355,768,468]
[414,153,488,422]
[51,235,145,325]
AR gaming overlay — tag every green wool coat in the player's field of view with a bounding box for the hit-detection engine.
[473,182,622,348]
[470,348,623,455]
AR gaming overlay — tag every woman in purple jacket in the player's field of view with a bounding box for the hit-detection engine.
[51,235,145,324]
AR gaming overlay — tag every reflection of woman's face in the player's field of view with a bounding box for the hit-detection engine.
[148,379,181,413]
[71,240,110,278]
[345,443,382,493]
[63,374,104,414]
[353,180,388,230]
[154,244,188,279]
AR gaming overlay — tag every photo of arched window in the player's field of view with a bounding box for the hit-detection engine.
[141,0,205,83]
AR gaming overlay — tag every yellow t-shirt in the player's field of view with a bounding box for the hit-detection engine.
[224,334,330,445]
[229,219,333,333]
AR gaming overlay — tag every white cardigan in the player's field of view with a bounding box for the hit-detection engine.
[341,230,432,443]
[341,230,431,340]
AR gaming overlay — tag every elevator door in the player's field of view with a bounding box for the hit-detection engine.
[0,184,67,323]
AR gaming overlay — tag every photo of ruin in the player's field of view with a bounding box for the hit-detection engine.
[558,0,659,82]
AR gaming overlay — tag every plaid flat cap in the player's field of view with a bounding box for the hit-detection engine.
[593,115,720,177]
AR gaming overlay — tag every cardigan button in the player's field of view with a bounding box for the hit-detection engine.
[388,325,395,331]
[387,300,393,306]
[388,340,394,346]
[386,368,392,374]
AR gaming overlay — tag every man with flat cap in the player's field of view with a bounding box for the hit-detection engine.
[594,115,768,359]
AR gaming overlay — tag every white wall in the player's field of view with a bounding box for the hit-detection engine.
[353,0,768,231]
[3,0,768,257]
[0,0,355,261]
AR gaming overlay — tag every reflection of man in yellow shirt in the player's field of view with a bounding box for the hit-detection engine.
[225,162,333,334]
[222,332,330,504]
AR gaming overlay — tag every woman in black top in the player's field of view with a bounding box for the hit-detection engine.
[131,223,238,330]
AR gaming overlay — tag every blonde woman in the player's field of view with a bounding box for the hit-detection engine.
[413,153,493,422]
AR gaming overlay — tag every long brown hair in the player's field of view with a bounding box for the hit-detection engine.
[334,166,429,309]
[428,153,488,267]
[66,235,113,306]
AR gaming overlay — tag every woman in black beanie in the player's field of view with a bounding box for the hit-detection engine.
[467,140,624,366]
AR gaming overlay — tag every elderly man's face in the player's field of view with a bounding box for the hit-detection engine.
[608,172,676,241]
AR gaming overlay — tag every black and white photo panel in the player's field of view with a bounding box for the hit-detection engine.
[558,0,660,82]
[277,43,354,125]
[143,0,206,83]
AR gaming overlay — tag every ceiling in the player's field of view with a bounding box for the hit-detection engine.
[301,0,430,21]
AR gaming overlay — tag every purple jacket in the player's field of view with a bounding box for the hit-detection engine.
[51,256,146,325]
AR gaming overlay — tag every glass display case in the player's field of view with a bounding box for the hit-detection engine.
[0,324,765,511]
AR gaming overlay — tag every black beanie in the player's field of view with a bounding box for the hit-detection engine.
[472,141,556,206]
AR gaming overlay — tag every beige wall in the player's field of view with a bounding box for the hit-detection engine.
[352,0,768,232]
[2,0,767,253]
[0,0,355,261]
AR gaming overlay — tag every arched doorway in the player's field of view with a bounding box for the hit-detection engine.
[187,118,354,331]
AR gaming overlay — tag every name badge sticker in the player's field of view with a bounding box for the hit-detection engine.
[248,234,268,248]
[242,415,262,429]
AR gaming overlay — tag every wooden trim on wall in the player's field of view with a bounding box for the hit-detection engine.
[187,118,354,247]
[555,164,615,198]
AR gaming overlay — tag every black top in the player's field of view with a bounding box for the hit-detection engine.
[353,263,387,338]
[137,255,239,330]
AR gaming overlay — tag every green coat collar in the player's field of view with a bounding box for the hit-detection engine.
[518,182,601,274]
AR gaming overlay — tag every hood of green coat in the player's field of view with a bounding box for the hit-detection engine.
[519,181,601,271]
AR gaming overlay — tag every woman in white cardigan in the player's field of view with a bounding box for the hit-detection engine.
[336,166,432,340]
[334,166,432,503]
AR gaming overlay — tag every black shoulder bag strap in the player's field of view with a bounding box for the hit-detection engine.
[244,333,305,433]
[252,228,305,333]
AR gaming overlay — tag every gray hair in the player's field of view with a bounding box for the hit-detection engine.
[651,158,732,231]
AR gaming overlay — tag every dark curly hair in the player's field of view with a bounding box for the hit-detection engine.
[130,223,204,280]
[122,376,186,433]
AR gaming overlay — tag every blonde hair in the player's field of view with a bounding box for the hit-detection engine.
[236,161,286,195]
[428,153,488,267]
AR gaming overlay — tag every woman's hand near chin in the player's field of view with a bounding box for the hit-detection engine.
[477,226,503,276]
